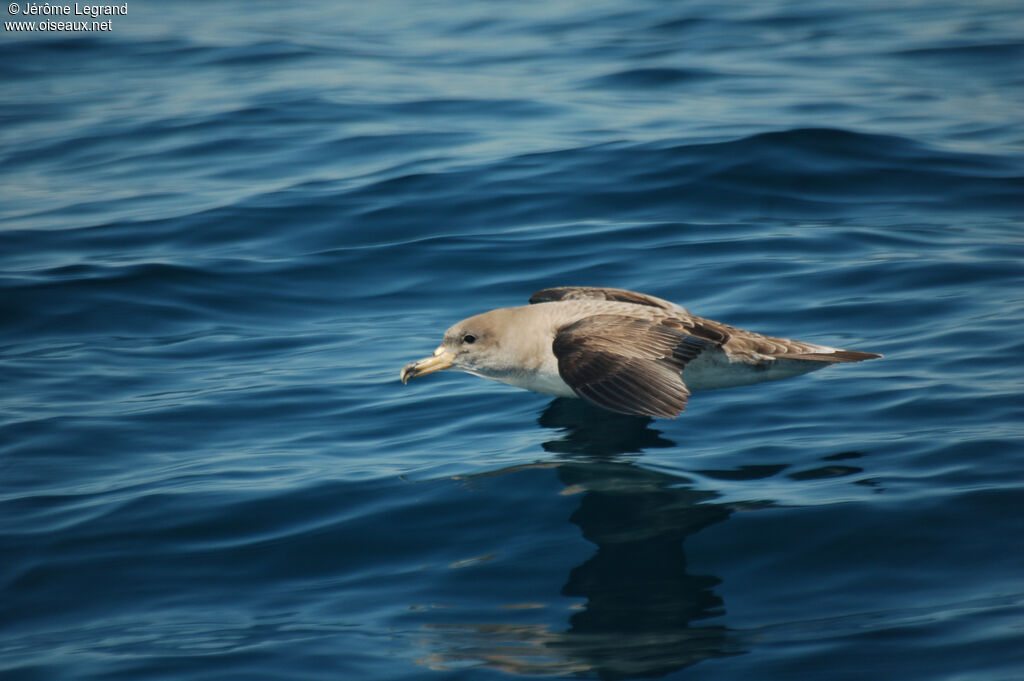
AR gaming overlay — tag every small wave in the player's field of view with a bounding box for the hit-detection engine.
[585,66,720,89]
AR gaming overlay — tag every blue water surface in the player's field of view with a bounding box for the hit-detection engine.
[3,2,1024,679]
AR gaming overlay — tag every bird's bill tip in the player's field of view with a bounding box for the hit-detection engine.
[400,348,455,384]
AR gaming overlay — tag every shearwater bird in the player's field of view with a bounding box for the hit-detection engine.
[400,286,881,418]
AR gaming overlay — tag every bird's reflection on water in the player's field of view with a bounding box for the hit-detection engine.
[415,399,744,678]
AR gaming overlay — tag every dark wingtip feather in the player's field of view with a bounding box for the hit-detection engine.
[785,350,882,362]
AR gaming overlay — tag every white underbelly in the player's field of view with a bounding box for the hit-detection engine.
[682,353,825,391]
[498,369,578,398]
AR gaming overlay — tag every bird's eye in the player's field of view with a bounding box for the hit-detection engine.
[462,334,477,345]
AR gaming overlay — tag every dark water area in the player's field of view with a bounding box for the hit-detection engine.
[3,2,1024,679]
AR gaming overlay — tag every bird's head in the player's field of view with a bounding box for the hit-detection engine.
[400,309,519,384]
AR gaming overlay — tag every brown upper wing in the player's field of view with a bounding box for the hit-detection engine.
[682,315,881,362]
[529,286,679,311]
[551,314,714,418]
